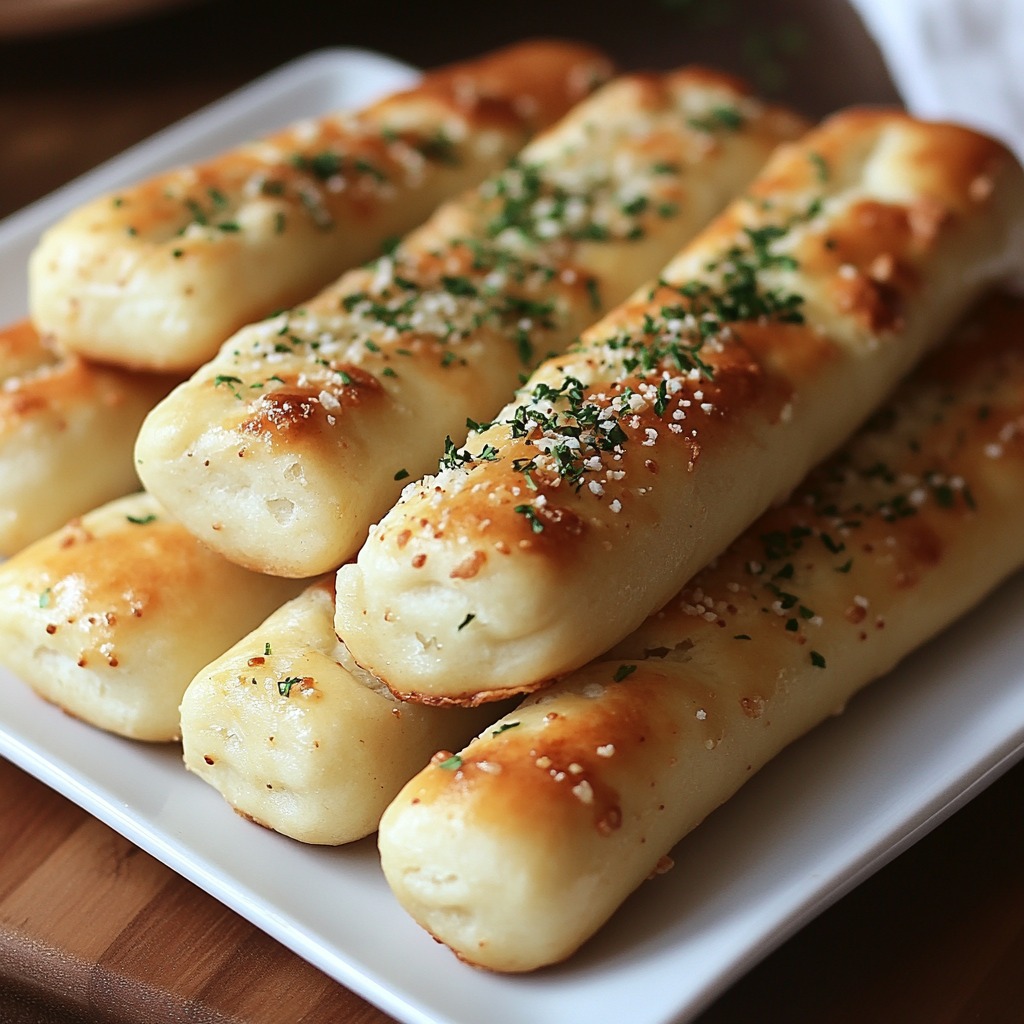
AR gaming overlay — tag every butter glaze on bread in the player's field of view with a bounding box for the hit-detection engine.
[0,493,304,740]
[136,68,805,577]
[336,109,1024,704]
[0,319,178,555]
[28,41,612,373]
[0,318,55,379]
[378,292,1024,972]
[180,579,499,844]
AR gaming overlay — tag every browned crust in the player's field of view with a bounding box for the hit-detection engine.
[96,41,613,241]
[415,39,615,132]
[0,355,178,429]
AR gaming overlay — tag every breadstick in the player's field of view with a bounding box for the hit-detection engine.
[134,69,806,578]
[0,493,304,741]
[180,579,499,844]
[378,291,1024,972]
[28,40,612,373]
[336,109,1024,705]
[0,319,178,555]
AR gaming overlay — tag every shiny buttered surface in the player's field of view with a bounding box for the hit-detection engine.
[336,109,1024,705]
[0,493,304,741]
[2,40,1024,978]
[378,293,1024,972]
[0,319,179,556]
[28,40,612,373]
[135,68,806,578]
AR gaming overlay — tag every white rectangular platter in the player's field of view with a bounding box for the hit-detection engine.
[1,47,1022,1024]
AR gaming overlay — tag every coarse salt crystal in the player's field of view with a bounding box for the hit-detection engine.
[572,780,595,804]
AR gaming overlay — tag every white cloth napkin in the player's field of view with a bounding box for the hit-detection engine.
[847,0,1024,159]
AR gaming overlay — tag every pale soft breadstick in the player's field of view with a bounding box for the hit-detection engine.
[0,493,304,741]
[28,41,612,373]
[134,69,806,578]
[336,109,1024,704]
[0,319,178,556]
[180,579,499,844]
[378,292,1024,972]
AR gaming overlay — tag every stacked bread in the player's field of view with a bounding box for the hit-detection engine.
[1,38,1023,976]
[0,320,176,554]
[378,293,1024,970]
[335,110,1024,704]
[3,40,610,555]
[134,66,805,576]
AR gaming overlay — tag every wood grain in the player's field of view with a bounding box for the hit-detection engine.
[0,758,385,1023]
[3,751,1024,1023]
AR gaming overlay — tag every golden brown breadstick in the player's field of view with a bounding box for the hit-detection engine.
[378,291,1024,972]
[336,109,1024,705]
[29,40,612,373]
[0,319,177,556]
[0,493,304,741]
[136,68,805,577]
[180,579,500,844]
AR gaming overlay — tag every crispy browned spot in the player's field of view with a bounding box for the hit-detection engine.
[450,549,487,579]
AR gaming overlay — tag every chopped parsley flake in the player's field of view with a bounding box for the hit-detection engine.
[213,374,245,400]
[491,219,807,530]
[809,151,830,183]
[290,151,344,180]
[481,155,681,247]
[183,198,208,227]
[514,503,546,533]
[414,129,460,165]
[687,105,745,133]
[292,149,387,184]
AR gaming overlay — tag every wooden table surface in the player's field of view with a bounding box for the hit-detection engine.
[2,1,1023,1022]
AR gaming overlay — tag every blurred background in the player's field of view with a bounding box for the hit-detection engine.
[0,0,899,219]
